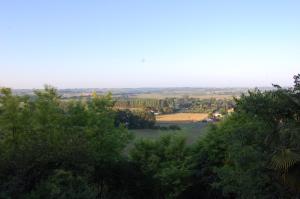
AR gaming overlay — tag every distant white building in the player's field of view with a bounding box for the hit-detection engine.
[150,110,160,115]
[213,111,223,118]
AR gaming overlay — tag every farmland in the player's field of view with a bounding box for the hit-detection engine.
[156,113,208,123]
[131,113,210,144]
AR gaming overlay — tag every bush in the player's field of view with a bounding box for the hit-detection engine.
[168,124,181,130]
[159,126,169,131]
[130,134,192,198]
[115,109,156,129]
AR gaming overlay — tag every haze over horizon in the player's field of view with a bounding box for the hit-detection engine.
[1,0,299,89]
[11,86,275,90]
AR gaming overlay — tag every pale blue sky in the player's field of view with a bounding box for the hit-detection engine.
[0,0,299,88]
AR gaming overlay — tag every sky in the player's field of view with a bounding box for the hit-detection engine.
[0,0,299,89]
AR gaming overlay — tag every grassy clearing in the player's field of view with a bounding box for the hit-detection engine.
[156,113,209,123]
[131,122,208,145]
[129,113,210,150]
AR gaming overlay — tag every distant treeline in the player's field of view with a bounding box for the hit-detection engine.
[114,97,235,114]
[114,98,175,113]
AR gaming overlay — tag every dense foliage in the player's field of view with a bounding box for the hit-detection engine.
[0,74,300,198]
[130,135,192,199]
[185,74,300,198]
[0,87,132,198]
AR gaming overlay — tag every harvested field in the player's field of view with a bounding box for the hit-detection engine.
[156,113,208,123]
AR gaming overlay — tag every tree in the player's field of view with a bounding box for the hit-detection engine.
[130,134,192,199]
[26,170,96,199]
[189,75,300,198]
[0,86,132,198]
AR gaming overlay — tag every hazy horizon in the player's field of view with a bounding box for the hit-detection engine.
[10,86,276,91]
[1,83,291,90]
[1,1,299,89]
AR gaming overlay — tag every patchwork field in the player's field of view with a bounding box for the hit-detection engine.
[134,93,237,99]
[156,113,209,123]
[128,113,210,148]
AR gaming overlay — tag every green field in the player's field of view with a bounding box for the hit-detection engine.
[131,122,209,145]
